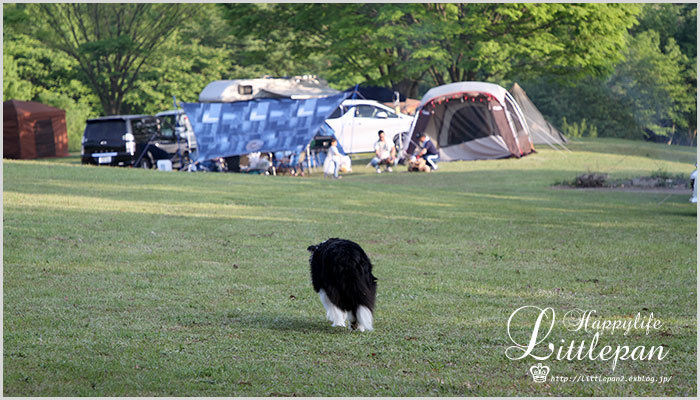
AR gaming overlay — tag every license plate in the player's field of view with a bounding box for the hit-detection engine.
[98,156,112,164]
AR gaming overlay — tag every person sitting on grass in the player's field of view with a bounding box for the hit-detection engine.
[370,130,396,173]
[416,133,439,171]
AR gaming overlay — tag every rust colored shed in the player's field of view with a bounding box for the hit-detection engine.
[4,100,69,159]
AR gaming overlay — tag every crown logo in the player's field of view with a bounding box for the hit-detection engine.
[529,363,550,383]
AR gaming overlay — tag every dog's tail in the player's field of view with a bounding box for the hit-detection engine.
[356,305,373,331]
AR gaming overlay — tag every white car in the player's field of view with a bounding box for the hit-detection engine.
[325,99,413,154]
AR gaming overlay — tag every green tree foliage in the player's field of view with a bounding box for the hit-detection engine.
[413,4,639,85]
[3,54,34,101]
[630,3,696,144]
[3,4,99,152]
[34,4,191,115]
[521,4,696,144]
[632,3,697,62]
[223,3,639,98]
[521,76,639,139]
[4,2,695,150]
[125,4,289,115]
[124,38,232,115]
[122,4,260,114]
[608,31,693,141]
[218,4,338,86]
[4,3,244,150]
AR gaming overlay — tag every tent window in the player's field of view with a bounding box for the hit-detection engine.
[238,85,253,95]
[505,98,525,134]
[446,103,495,145]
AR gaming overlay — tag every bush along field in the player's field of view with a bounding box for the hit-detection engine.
[3,138,696,396]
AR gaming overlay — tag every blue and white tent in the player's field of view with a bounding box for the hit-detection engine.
[183,92,349,162]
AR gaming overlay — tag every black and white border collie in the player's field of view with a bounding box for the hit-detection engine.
[307,238,377,331]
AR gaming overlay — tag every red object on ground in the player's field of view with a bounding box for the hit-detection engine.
[4,100,69,159]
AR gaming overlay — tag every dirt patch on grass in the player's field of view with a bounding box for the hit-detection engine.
[556,171,691,193]
[551,185,689,194]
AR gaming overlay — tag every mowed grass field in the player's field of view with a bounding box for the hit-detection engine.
[3,138,697,396]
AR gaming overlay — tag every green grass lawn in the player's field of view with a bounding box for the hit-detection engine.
[3,138,697,396]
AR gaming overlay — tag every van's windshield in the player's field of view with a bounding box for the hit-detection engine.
[159,115,177,138]
[84,120,128,141]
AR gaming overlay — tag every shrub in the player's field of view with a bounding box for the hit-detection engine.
[574,172,608,187]
[560,117,599,138]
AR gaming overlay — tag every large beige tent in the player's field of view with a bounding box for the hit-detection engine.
[403,82,534,161]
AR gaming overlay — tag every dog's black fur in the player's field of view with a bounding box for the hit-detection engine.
[307,238,377,324]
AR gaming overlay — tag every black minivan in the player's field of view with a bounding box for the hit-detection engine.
[81,115,190,169]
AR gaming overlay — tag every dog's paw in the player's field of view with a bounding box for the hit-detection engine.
[331,321,346,328]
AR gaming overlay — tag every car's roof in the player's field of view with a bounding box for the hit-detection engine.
[338,99,411,117]
[87,114,155,122]
[155,110,183,116]
[340,99,391,106]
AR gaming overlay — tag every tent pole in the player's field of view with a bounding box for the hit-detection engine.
[535,129,568,154]
[348,85,359,154]
[537,126,572,153]
[306,145,312,173]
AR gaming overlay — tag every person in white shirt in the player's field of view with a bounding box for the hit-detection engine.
[327,138,343,179]
[370,130,396,173]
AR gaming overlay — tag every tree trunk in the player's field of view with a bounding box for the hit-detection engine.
[395,79,420,99]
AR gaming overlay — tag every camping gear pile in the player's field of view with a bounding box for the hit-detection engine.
[407,157,430,172]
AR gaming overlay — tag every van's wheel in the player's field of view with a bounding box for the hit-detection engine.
[138,157,151,169]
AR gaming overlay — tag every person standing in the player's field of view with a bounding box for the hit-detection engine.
[327,138,343,179]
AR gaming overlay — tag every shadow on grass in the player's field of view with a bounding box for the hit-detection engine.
[566,138,696,164]
[224,309,348,334]
[658,208,697,218]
